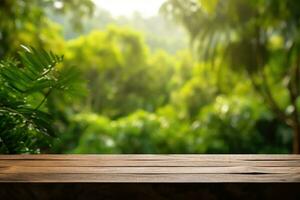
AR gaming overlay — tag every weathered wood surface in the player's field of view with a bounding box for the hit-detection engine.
[0,155,299,183]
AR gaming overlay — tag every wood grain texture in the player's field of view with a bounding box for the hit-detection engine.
[0,155,299,183]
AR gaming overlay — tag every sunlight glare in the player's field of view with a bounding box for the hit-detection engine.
[93,0,165,17]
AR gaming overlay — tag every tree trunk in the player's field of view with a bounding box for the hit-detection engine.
[292,122,300,154]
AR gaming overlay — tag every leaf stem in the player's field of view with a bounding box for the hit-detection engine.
[35,89,52,111]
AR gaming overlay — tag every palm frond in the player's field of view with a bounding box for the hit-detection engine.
[0,45,74,154]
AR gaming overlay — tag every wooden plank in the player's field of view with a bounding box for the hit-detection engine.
[1,160,300,167]
[1,154,300,160]
[0,166,300,174]
[0,173,299,183]
[0,155,299,183]
[0,155,300,167]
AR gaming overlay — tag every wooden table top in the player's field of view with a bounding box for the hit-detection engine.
[0,155,299,183]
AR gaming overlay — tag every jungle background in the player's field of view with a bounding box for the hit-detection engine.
[1,0,300,154]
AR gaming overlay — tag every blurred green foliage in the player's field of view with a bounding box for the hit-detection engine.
[0,0,94,58]
[162,0,300,153]
[64,27,177,118]
[47,8,188,54]
[0,0,298,154]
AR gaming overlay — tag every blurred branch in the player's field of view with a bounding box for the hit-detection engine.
[261,69,293,124]
[294,50,300,97]
[248,71,292,125]
[287,48,300,123]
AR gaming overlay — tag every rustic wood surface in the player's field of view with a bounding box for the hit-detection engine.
[0,155,299,183]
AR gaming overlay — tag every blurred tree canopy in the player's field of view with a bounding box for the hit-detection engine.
[0,0,297,154]
[162,0,300,153]
[65,27,176,118]
[47,9,188,54]
[0,0,94,58]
